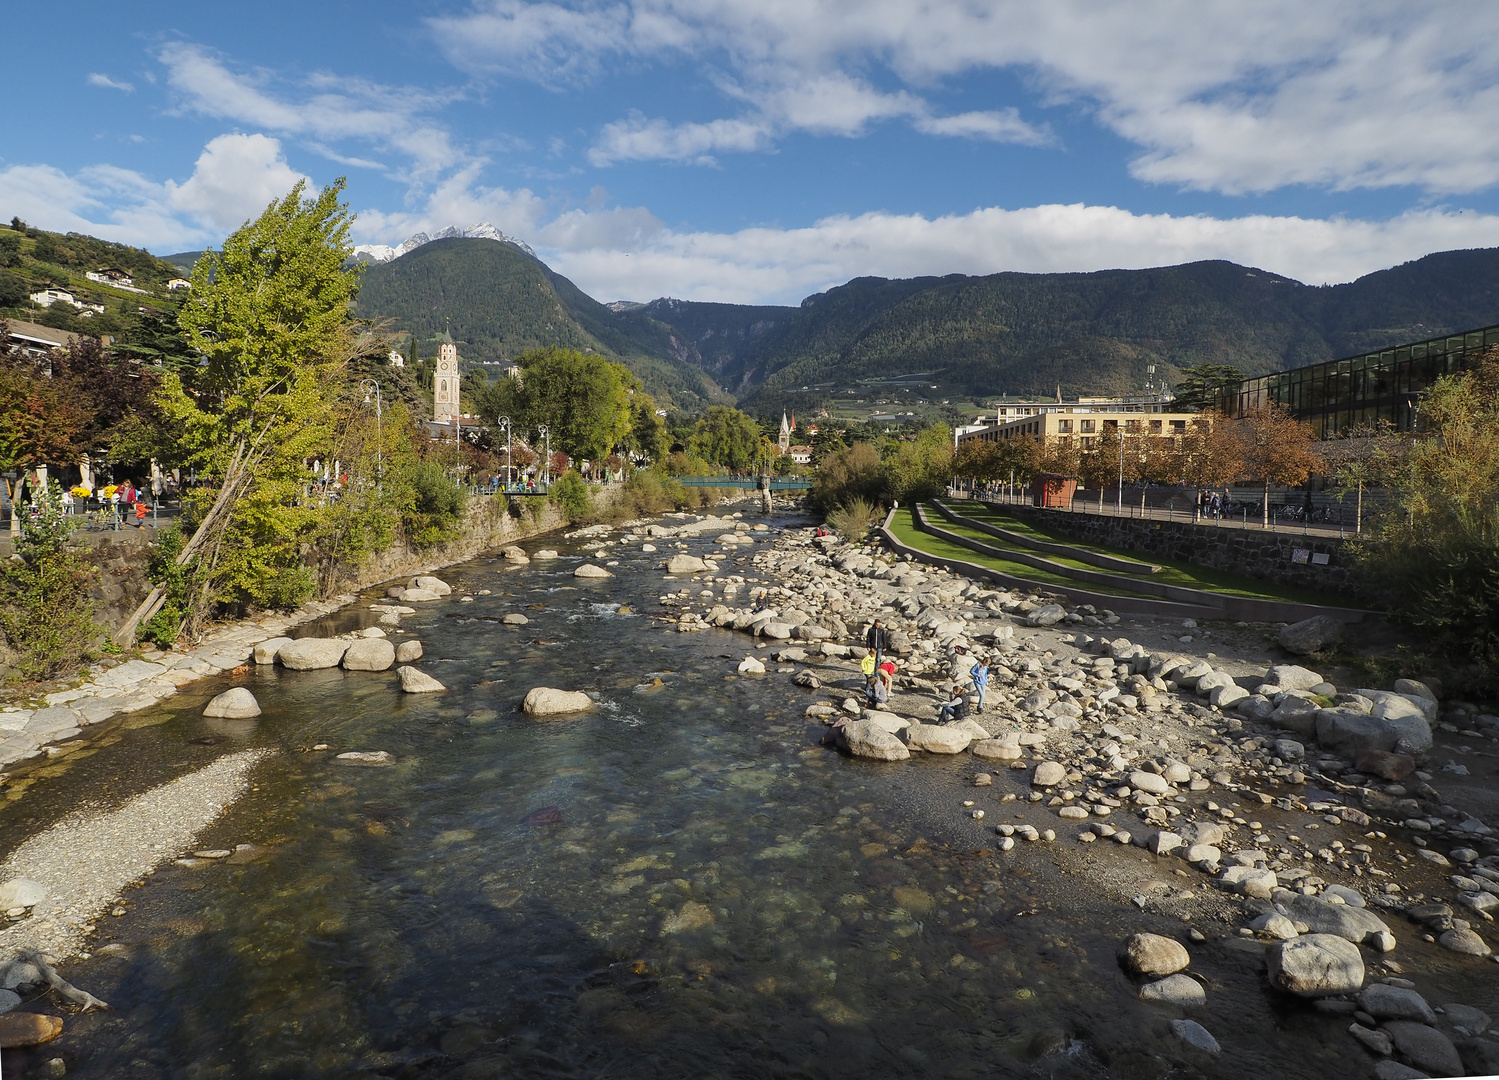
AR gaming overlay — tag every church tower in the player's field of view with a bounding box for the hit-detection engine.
[778,411,791,454]
[434,334,460,423]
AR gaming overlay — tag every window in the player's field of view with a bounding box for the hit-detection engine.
[1081,419,1095,433]
[1057,419,1072,433]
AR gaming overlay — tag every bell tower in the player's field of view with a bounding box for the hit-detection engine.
[434,333,459,423]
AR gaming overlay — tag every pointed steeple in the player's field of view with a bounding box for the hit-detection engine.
[778,411,791,454]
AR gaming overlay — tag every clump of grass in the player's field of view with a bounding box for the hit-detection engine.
[827,498,882,541]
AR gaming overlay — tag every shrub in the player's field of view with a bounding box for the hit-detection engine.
[549,470,591,523]
[139,525,194,649]
[402,461,467,548]
[0,481,101,682]
[811,442,885,514]
[827,498,882,540]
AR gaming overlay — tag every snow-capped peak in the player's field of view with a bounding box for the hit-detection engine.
[353,223,535,263]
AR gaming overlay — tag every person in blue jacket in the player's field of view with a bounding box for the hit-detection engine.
[969,656,990,714]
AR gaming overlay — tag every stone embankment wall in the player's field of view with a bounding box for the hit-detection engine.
[1001,505,1368,603]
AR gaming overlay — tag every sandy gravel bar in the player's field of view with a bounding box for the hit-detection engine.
[0,748,271,958]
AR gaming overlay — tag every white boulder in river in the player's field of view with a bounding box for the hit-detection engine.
[410,575,452,596]
[666,554,708,573]
[395,640,424,663]
[253,637,292,664]
[523,687,595,716]
[0,879,47,909]
[1266,934,1365,997]
[574,564,612,578]
[342,638,396,672]
[277,639,349,670]
[836,719,910,761]
[396,666,446,693]
[202,687,261,719]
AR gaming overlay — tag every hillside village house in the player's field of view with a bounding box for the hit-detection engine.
[84,267,149,294]
[167,278,191,291]
[2,319,82,358]
[28,287,104,315]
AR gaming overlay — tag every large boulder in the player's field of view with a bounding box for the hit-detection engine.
[202,687,261,719]
[905,721,973,754]
[410,575,452,596]
[277,639,349,670]
[1381,1021,1463,1079]
[1279,615,1344,655]
[342,638,396,672]
[1280,893,1391,944]
[1027,604,1067,627]
[972,738,1022,760]
[837,719,910,761]
[396,666,446,693]
[1266,934,1365,997]
[861,710,910,735]
[0,879,47,909]
[400,587,443,602]
[1358,985,1436,1025]
[1269,696,1319,736]
[665,554,708,574]
[395,640,423,663]
[1263,664,1325,692]
[522,687,594,716]
[501,546,530,564]
[1139,974,1206,1006]
[574,564,612,578]
[253,637,293,665]
[1118,933,1190,978]
[1315,710,1399,754]
[1033,761,1067,787]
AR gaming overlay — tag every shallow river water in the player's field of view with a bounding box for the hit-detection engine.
[1,518,1490,1079]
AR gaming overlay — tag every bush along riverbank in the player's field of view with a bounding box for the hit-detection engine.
[574,513,1499,1077]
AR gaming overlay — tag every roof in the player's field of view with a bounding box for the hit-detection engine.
[3,319,79,350]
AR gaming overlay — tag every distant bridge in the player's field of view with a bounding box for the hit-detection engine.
[676,475,812,491]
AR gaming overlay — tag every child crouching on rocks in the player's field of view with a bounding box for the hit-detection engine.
[936,685,969,725]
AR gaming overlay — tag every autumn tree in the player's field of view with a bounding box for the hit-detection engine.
[1229,403,1323,525]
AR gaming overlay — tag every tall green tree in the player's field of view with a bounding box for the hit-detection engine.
[688,406,763,470]
[1173,363,1244,412]
[505,347,634,461]
[133,179,367,634]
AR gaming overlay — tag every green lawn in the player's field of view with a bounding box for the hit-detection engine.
[887,507,1152,599]
[953,502,1345,606]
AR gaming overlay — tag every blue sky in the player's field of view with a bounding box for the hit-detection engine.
[6,1,1499,305]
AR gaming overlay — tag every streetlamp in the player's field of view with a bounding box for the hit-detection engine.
[537,424,551,486]
[498,416,512,489]
[359,379,383,493]
[1116,426,1124,514]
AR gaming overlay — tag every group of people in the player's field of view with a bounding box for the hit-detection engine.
[61,480,152,527]
[859,618,991,725]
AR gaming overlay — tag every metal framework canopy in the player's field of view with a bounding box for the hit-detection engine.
[1216,324,1499,438]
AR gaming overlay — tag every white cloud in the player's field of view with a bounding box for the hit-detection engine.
[87,73,134,93]
[589,112,770,166]
[535,203,1499,306]
[0,134,310,251]
[431,0,1499,193]
[158,42,466,180]
[166,134,310,232]
[351,164,550,244]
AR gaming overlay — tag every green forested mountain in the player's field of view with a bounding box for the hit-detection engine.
[354,237,728,409]
[351,238,1499,414]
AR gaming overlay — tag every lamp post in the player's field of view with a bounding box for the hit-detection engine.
[537,424,551,486]
[498,416,512,489]
[1116,427,1124,514]
[359,379,383,493]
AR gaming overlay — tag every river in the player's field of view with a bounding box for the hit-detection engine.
[0,512,1478,1079]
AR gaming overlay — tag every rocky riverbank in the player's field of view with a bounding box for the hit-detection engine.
[542,508,1499,1078]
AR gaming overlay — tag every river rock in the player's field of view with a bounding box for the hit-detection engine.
[1281,893,1391,944]
[972,739,1022,760]
[0,880,46,909]
[401,588,443,602]
[0,1013,63,1048]
[396,666,447,693]
[1220,866,1277,899]
[1279,614,1344,654]
[1169,1019,1219,1054]
[1140,974,1206,1006]
[411,575,452,596]
[1355,749,1416,780]
[737,656,765,675]
[1373,1062,1430,1080]
[1119,933,1190,978]
[523,687,594,715]
[1264,664,1325,691]
[1267,934,1365,997]
[395,640,423,663]
[253,637,293,664]
[837,719,910,761]
[337,751,394,765]
[1250,913,1299,940]
[1032,761,1066,787]
[1129,769,1172,795]
[1382,1021,1462,1078]
[906,721,973,754]
[1027,603,1067,627]
[1359,985,1436,1025]
[202,687,261,719]
[1315,710,1401,754]
[277,639,349,670]
[501,546,530,564]
[502,613,530,626]
[574,564,612,578]
[661,900,714,934]
[861,710,910,735]
[666,555,708,573]
[1439,928,1492,955]
[342,638,396,671]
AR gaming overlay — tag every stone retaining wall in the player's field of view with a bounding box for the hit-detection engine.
[999,505,1369,604]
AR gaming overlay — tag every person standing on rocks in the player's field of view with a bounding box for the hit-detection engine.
[866,619,891,667]
[969,656,990,714]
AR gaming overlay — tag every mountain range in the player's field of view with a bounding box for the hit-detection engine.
[353,234,1499,413]
[352,222,535,264]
